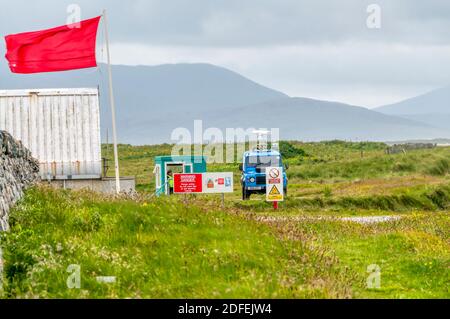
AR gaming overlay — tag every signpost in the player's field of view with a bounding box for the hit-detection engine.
[174,173,234,195]
[266,167,284,209]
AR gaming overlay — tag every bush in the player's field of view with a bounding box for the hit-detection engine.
[394,162,416,172]
[427,159,450,176]
[427,186,450,209]
[323,187,333,198]
[279,141,308,159]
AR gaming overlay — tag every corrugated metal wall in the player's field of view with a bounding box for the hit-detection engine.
[0,88,102,179]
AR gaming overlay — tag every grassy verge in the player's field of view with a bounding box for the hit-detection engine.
[1,187,355,299]
[2,141,448,299]
[266,212,450,298]
[234,184,450,212]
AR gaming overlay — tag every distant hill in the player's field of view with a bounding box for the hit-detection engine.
[1,60,449,144]
[199,97,450,142]
[0,61,287,144]
[376,86,450,115]
[375,86,450,130]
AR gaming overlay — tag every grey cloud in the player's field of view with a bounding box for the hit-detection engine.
[0,0,449,47]
[0,0,449,107]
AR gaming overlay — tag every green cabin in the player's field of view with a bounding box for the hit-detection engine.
[153,156,207,195]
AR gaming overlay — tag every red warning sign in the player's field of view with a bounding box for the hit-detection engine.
[174,174,203,193]
[266,167,284,202]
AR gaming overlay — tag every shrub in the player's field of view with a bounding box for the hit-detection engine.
[427,159,450,176]
[279,141,308,159]
[394,162,416,172]
[427,186,450,209]
[323,187,333,198]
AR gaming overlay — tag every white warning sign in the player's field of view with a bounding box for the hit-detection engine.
[266,167,284,202]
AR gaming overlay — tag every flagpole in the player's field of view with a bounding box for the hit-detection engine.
[102,9,121,194]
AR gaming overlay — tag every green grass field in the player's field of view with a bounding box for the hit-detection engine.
[1,141,449,298]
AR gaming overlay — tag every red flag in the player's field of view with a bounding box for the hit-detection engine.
[4,16,101,74]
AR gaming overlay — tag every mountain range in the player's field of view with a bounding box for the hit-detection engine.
[0,59,449,144]
[375,86,450,130]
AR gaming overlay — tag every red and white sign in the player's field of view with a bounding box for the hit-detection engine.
[174,173,234,194]
[268,167,281,184]
[202,173,234,194]
[173,174,203,194]
[266,167,284,202]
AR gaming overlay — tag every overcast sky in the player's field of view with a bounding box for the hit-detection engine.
[1,0,450,107]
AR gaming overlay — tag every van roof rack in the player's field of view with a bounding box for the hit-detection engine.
[253,130,271,152]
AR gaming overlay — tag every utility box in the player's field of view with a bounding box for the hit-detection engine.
[154,156,207,195]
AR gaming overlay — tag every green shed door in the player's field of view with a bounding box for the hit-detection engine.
[183,164,193,173]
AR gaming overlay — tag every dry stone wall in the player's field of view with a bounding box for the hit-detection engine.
[0,131,39,231]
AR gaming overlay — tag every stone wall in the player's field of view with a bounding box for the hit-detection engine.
[386,143,437,155]
[0,131,39,231]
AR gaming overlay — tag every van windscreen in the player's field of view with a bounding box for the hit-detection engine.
[245,156,280,168]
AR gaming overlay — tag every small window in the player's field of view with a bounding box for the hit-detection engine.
[154,164,161,189]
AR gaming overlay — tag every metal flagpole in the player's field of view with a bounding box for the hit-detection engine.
[102,9,121,194]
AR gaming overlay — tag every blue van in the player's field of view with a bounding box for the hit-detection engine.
[239,149,288,200]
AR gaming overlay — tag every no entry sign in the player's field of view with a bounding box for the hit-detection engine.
[266,167,284,202]
[173,174,203,194]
